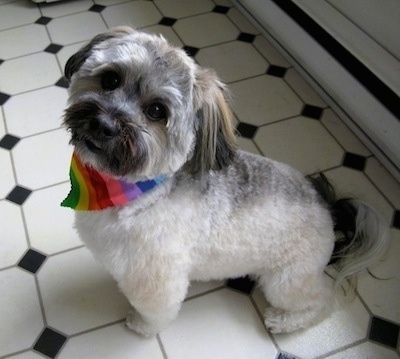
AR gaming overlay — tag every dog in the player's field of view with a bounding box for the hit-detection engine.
[62,27,390,336]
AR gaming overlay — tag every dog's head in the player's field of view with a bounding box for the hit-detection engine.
[64,27,236,181]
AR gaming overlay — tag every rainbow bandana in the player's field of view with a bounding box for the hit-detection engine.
[61,152,165,211]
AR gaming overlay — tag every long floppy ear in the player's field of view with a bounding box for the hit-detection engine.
[64,26,135,81]
[186,68,237,174]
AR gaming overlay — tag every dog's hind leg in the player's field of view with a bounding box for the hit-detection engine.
[259,267,334,333]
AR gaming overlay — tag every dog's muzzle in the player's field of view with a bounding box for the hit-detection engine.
[89,116,119,141]
[85,116,118,153]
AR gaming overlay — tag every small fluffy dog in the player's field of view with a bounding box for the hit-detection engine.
[62,27,389,336]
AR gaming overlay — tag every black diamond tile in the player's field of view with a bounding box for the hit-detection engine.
[0,134,20,150]
[44,43,63,54]
[55,77,69,89]
[213,5,230,14]
[35,16,52,25]
[369,316,399,348]
[34,328,67,358]
[278,353,298,359]
[0,92,11,105]
[266,65,287,78]
[301,104,324,119]
[392,210,400,229]
[18,249,47,274]
[237,32,256,43]
[226,276,256,295]
[237,122,258,139]
[182,46,199,57]
[89,4,106,13]
[6,186,32,205]
[342,152,367,171]
[159,17,177,26]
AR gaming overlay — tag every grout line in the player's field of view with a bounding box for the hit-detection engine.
[184,285,225,302]
[13,126,68,141]
[156,334,169,359]
[34,273,49,330]
[1,83,67,102]
[46,244,86,259]
[68,319,125,339]
[248,295,280,351]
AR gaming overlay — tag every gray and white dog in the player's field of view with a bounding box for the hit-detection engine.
[63,27,389,336]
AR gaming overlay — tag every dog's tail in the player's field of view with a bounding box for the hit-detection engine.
[308,173,390,292]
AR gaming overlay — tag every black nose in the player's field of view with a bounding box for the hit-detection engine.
[89,117,118,140]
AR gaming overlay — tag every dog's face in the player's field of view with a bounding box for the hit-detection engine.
[64,27,236,181]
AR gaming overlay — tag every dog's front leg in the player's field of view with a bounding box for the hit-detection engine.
[125,302,182,337]
[120,273,189,337]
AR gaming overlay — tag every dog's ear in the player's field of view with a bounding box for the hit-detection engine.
[186,68,237,174]
[64,26,135,81]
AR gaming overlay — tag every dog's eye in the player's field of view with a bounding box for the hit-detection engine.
[145,103,167,121]
[101,71,121,91]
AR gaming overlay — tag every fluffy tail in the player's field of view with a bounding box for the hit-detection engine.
[308,174,390,291]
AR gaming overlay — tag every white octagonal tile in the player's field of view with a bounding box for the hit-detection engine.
[253,35,291,68]
[325,341,399,359]
[47,12,107,45]
[23,182,82,255]
[94,0,131,5]
[0,150,15,200]
[13,129,72,190]
[0,53,61,95]
[186,280,224,299]
[160,289,277,359]
[174,13,239,48]
[0,109,5,137]
[0,201,28,269]
[7,351,44,359]
[102,1,162,29]
[230,75,303,126]
[0,268,44,357]
[59,323,164,359]
[0,1,40,31]
[40,0,93,18]
[365,157,400,209]
[284,68,326,108]
[237,137,262,156]
[154,0,214,18]
[273,297,370,358]
[57,41,86,71]
[38,247,131,335]
[4,86,67,137]
[227,7,259,35]
[196,42,268,83]
[213,0,232,6]
[321,109,370,157]
[255,117,344,174]
[0,24,50,60]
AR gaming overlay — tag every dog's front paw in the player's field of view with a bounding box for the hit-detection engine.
[264,308,289,333]
[125,309,160,337]
[264,307,306,334]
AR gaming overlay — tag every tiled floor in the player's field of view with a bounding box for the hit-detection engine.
[0,0,399,358]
